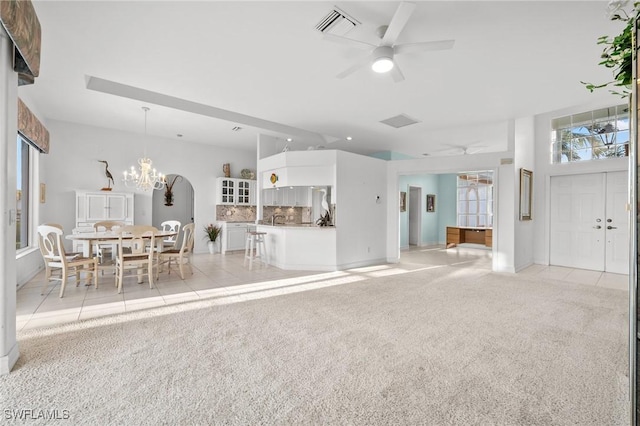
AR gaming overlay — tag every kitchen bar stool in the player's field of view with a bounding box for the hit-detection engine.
[244,231,267,270]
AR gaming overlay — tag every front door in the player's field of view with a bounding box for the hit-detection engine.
[604,171,629,274]
[549,171,628,273]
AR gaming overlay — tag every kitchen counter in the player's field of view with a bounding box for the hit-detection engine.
[256,224,336,271]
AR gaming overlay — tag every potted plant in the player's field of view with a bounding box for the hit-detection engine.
[582,0,638,97]
[204,224,222,254]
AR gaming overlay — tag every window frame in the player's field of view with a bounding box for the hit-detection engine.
[551,104,629,164]
[16,134,39,256]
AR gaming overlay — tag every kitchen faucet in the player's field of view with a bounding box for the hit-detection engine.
[271,214,285,226]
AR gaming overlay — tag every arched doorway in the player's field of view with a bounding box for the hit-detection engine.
[152,174,195,229]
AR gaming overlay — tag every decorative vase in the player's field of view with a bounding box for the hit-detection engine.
[207,241,220,254]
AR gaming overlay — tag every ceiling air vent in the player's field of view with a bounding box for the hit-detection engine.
[315,7,359,36]
[380,114,421,129]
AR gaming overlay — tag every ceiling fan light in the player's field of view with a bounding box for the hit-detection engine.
[372,57,394,73]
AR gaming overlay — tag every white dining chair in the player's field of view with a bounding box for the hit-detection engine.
[159,223,194,280]
[93,220,124,266]
[160,220,181,249]
[37,225,98,298]
[115,225,159,293]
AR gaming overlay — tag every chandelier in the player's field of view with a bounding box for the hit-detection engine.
[123,107,165,191]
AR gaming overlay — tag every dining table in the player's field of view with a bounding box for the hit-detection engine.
[66,230,177,259]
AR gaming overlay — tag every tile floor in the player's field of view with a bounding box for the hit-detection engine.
[16,245,628,331]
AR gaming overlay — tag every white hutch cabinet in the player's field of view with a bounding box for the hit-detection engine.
[75,191,134,229]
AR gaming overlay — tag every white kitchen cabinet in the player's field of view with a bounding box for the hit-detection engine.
[262,187,310,207]
[220,222,256,254]
[237,180,251,205]
[216,177,255,206]
[216,178,236,205]
[262,188,275,206]
[249,181,257,206]
[282,187,295,206]
[294,187,311,206]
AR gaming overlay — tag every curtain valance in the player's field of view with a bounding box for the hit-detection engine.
[0,0,41,85]
[18,98,48,153]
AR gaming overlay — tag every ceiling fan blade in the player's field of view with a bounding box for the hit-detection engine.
[323,33,376,50]
[394,40,455,55]
[390,62,405,83]
[336,55,372,79]
[382,1,417,46]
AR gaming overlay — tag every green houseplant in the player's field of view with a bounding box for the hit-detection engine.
[582,1,639,97]
[204,224,222,254]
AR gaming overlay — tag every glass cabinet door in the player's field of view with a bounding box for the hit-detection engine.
[221,179,235,204]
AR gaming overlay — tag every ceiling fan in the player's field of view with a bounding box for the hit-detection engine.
[429,143,487,156]
[323,2,455,82]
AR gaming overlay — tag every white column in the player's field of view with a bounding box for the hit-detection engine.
[0,27,19,375]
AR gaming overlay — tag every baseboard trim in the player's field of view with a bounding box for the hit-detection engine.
[0,342,19,376]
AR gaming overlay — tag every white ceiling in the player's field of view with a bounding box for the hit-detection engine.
[20,1,618,158]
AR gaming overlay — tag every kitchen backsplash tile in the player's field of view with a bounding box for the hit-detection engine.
[215,205,312,223]
[263,206,312,224]
[216,206,256,222]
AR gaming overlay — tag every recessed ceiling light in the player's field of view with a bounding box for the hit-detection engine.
[346,136,353,141]
[286,137,293,142]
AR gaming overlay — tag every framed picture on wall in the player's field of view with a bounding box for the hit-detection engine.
[426,194,435,212]
[400,191,407,212]
[519,168,532,220]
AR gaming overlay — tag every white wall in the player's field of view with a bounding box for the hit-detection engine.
[335,151,387,268]
[513,116,535,271]
[39,120,256,254]
[0,26,19,374]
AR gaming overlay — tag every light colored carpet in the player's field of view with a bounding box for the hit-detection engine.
[1,264,629,425]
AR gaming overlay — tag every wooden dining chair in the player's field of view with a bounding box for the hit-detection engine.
[115,225,159,293]
[159,223,195,280]
[160,220,181,249]
[38,223,67,282]
[37,225,98,298]
[93,220,125,265]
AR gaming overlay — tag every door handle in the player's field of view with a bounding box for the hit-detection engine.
[607,226,617,230]
[593,225,602,229]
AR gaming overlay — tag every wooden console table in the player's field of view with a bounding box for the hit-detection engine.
[446,226,492,248]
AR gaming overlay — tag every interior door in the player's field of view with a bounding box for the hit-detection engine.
[550,173,606,271]
[550,171,629,273]
[605,171,629,274]
[409,186,421,246]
